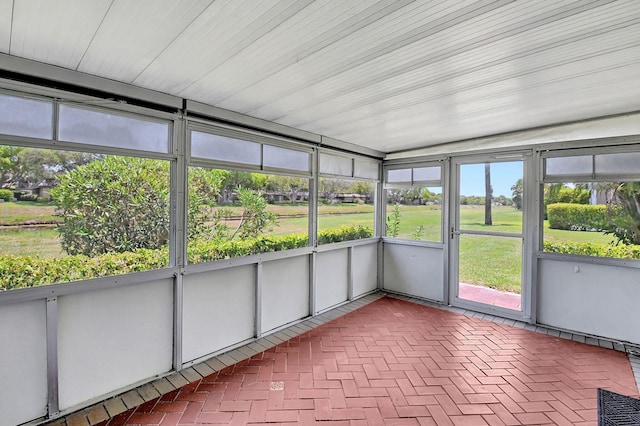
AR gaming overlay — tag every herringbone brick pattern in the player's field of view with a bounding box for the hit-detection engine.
[104,297,637,425]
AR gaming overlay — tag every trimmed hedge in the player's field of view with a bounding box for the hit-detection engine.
[0,189,12,202]
[0,226,373,291]
[0,248,169,291]
[544,240,640,259]
[547,203,607,231]
[318,225,373,244]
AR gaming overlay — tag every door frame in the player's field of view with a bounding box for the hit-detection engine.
[447,153,535,322]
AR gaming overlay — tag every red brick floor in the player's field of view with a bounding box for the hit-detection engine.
[103,297,637,425]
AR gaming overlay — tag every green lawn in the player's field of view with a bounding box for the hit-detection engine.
[0,227,63,258]
[0,201,57,225]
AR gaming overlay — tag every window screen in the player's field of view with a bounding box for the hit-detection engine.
[191,131,261,165]
[354,160,379,180]
[0,93,53,139]
[545,156,592,176]
[320,153,352,176]
[263,145,310,172]
[59,105,170,153]
[413,166,441,182]
[387,168,412,183]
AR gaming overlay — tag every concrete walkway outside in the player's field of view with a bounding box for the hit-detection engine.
[459,283,521,311]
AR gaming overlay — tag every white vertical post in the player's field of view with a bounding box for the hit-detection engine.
[172,116,188,371]
[255,263,263,338]
[46,297,59,417]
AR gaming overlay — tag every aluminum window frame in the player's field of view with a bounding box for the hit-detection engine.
[318,148,381,181]
[382,161,444,243]
[187,121,313,178]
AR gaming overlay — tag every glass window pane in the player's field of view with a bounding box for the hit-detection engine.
[459,162,523,233]
[542,181,634,260]
[0,93,53,139]
[595,152,640,176]
[353,160,379,180]
[187,168,309,263]
[320,153,352,176]
[545,156,592,176]
[387,168,411,183]
[191,131,261,165]
[385,186,442,241]
[413,166,440,182]
[458,234,522,310]
[0,149,170,291]
[58,105,170,153]
[263,145,310,172]
[318,178,374,244]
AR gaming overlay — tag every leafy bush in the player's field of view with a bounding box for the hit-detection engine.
[386,203,400,237]
[52,157,171,256]
[544,240,640,259]
[547,203,607,231]
[0,189,12,202]
[543,184,590,218]
[0,226,373,290]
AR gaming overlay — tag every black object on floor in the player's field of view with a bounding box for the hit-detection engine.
[598,388,640,425]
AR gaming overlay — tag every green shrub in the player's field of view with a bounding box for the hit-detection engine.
[52,157,171,256]
[0,189,12,202]
[0,226,373,290]
[36,197,50,203]
[544,240,640,259]
[547,203,607,231]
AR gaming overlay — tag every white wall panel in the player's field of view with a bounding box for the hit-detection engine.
[383,244,444,302]
[538,259,640,345]
[57,280,173,410]
[0,300,47,426]
[352,244,378,297]
[261,257,309,333]
[316,249,349,312]
[183,266,255,363]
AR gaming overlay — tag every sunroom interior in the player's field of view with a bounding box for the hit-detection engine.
[2,1,640,425]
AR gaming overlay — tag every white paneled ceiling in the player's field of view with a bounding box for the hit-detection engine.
[1,0,639,155]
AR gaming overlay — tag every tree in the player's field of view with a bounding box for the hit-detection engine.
[349,181,375,198]
[189,168,230,240]
[230,188,278,239]
[266,175,308,204]
[319,178,349,203]
[484,163,492,225]
[605,182,640,245]
[0,146,22,187]
[0,146,98,189]
[511,178,523,210]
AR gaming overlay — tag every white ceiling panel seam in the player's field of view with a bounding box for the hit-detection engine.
[181,0,417,106]
[282,29,640,129]
[214,0,505,110]
[244,0,622,118]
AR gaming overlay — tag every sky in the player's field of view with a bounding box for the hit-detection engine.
[459,161,522,197]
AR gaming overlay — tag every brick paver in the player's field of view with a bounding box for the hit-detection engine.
[96,297,637,425]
